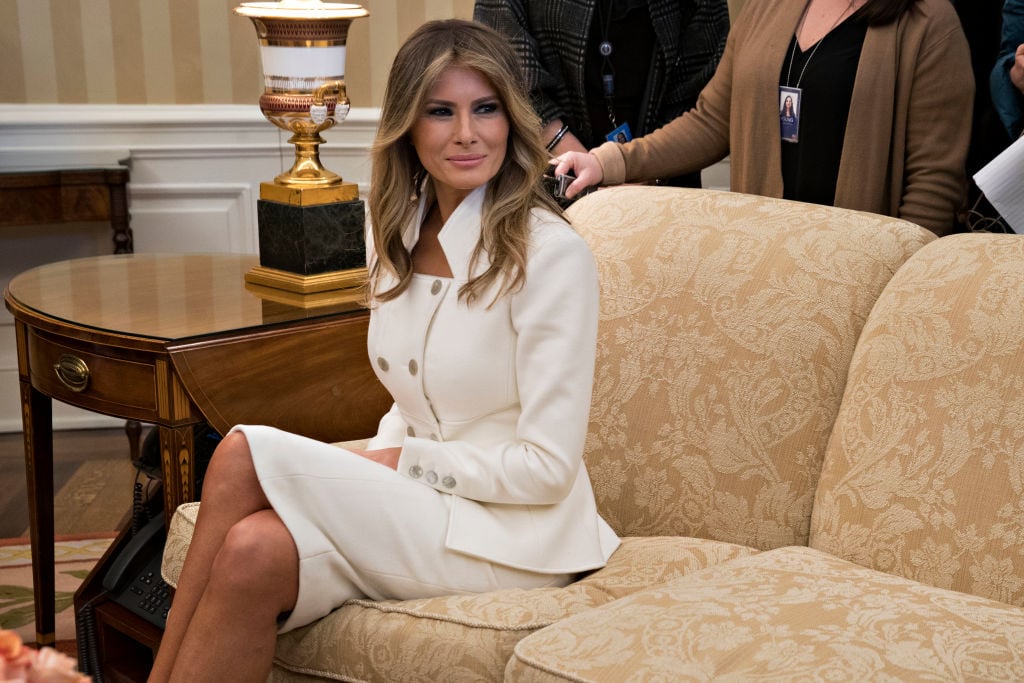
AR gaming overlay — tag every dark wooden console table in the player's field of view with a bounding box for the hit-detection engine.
[4,253,391,679]
[0,166,134,253]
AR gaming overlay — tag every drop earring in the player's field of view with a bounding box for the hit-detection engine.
[411,167,425,201]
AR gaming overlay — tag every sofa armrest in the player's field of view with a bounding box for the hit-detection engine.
[161,501,200,588]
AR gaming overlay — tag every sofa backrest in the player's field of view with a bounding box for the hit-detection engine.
[566,187,934,550]
[810,233,1024,605]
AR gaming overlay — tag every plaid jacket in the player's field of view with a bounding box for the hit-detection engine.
[475,0,729,143]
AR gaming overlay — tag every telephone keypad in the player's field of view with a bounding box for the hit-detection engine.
[126,570,171,627]
[101,514,171,629]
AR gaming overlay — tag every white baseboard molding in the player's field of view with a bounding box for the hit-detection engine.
[0,414,124,435]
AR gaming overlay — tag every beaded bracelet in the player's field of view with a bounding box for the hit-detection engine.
[545,124,570,152]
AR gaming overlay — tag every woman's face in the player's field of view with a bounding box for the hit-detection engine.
[409,64,510,211]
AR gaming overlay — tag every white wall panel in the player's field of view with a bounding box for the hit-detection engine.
[128,183,255,254]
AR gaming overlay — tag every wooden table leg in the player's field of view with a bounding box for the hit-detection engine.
[20,381,55,648]
[107,170,133,254]
[158,425,195,528]
[125,420,143,465]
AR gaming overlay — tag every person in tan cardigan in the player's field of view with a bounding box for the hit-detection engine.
[554,0,974,236]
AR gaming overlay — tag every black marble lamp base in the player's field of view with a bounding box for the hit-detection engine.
[256,197,366,275]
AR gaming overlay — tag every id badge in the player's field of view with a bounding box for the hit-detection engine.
[779,86,801,143]
[606,122,633,143]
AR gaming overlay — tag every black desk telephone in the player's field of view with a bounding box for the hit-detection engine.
[95,424,219,632]
[76,425,222,678]
[101,514,171,629]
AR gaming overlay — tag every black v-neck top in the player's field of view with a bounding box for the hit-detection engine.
[584,0,656,145]
[779,15,868,206]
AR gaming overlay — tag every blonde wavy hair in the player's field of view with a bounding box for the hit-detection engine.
[367,19,563,305]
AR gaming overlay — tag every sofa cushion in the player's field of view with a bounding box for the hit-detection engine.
[810,234,1024,605]
[161,503,755,681]
[507,546,1024,682]
[270,537,757,681]
[569,187,935,548]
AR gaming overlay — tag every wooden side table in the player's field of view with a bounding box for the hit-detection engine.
[3,254,391,672]
[0,166,134,253]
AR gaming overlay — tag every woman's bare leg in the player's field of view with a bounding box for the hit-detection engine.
[167,509,298,681]
[148,431,283,682]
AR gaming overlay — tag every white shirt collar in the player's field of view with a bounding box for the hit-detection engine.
[404,183,489,280]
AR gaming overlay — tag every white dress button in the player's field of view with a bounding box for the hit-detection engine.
[406,426,415,437]
[431,279,442,295]
[377,357,389,372]
[425,470,438,485]
[441,476,456,489]
[409,465,423,479]
[408,359,418,375]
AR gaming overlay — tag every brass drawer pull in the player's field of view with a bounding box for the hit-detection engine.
[54,354,90,392]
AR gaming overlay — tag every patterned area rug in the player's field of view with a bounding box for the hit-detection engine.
[0,535,115,647]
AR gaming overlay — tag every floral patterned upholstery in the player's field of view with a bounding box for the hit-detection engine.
[163,507,753,680]
[507,546,1024,682]
[809,234,1024,605]
[161,501,198,588]
[572,187,933,546]
[270,538,755,681]
[160,187,936,681]
[506,232,1024,681]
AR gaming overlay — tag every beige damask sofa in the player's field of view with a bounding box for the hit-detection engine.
[162,186,1024,681]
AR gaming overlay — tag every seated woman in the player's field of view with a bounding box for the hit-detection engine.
[148,19,619,683]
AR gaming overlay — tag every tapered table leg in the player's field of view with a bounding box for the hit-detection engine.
[106,169,133,254]
[21,381,55,648]
[159,425,195,528]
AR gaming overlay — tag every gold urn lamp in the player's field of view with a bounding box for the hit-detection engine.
[235,0,369,306]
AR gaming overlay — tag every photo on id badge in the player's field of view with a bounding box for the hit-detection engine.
[606,122,633,144]
[779,86,800,143]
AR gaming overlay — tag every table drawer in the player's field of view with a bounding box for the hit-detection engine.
[28,330,160,421]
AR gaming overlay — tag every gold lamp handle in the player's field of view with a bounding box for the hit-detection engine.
[54,354,90,392]
[310,80,349,125]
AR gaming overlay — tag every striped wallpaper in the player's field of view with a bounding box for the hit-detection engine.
[0,0,744,107]
[0,0,476,107]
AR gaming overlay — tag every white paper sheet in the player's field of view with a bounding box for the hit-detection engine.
[974,135,1024,234]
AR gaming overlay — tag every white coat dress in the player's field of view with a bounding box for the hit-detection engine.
[235,184,619,632]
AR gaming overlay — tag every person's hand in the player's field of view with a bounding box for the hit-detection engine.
[552,152,604,199]
[349,447,400,470]
[1011,44,1024,95]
